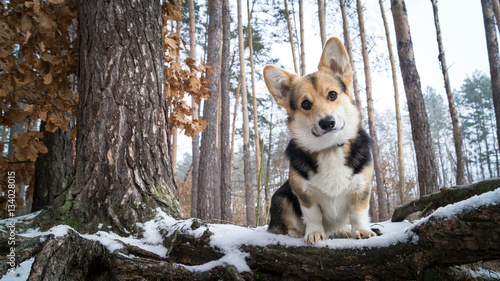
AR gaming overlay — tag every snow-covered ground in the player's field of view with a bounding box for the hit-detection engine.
[1,188,500,280]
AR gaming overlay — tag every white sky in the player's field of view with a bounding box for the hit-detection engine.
[175,0,497,161]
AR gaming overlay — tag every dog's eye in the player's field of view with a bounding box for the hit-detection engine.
[301,100,312,110]
[327,91,338,101]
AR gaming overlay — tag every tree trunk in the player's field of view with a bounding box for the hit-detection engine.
[188,0,200,219]
[198,0,222,220]
[35,0,180,234]
[431,0,465,186]
[238,0,255,226]
[32,121,73,212]
[379,0,406,205]
[492,0,500,34]
[339,0,366,130]
[246,0,263,226]
[481,0,500,153]
[391,0,439,196]
[318,0,326,47]
[230,78,241,182]
[356,0,388,221]
[298,0,306,76]
[220,0,232,223]
[284,0,299,75]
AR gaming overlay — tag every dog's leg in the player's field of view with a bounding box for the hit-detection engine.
[301,204,326,244]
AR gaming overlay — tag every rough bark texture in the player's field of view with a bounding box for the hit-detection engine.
[379,0,406,205]
[391,0,439,196]
[3,182,499,280]
[482,0,500,154]
[492,0,500,34]
[36,0,180,234]
[32,121,73,212]
[238,0,255,226]
[431,0,465,186]
[198,0,222,220]
[357,0,387,222]
[392,177,500,222]
[220,0,232,222]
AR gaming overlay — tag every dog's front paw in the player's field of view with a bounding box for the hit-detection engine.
[352,229,376,239]
[304,231,326,244]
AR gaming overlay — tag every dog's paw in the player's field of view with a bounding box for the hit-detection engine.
[304,231,326,244]
[352,229,377,239]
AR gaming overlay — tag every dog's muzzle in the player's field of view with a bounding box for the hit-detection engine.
[319,116,336,132]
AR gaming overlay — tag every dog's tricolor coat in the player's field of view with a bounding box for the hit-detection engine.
[264,37,376,244]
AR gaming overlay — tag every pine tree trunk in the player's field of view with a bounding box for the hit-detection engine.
[481,0,500,153]
[198,0,222,220]
[431,0,465,185]
[238,0,255,226]
[188,0,200,219]
[298,0,306,76]
[339,0,366,130]
[284,0,299,75]
[379,0,406,204]
[37,0,181,234]
[356,0,387,221]
[318,0,326,47]
[391,0,439,196]
[220,0,232,222]
[32,121,73,212]
[491,0,500,33]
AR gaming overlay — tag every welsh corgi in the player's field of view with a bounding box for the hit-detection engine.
[264,37,376,244]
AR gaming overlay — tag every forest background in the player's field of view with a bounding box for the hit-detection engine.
[0,0,499,228]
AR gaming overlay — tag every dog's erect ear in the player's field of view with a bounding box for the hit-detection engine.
[318,37,352,79]
[263,65,297,108]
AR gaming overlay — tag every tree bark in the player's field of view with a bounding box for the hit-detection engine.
[492,0,500,34]
[379,0,406,205]
[238,0,255,226]
[356,0,387,222]
[220,0,232,223]
[318,0,326,47]
[198,0,222,220]
[392,177,500,222]
[35,0,180,234]
[298,0,306,76]
[481,0,500,153]
[431,0,465,186]
[284,0,299,75]
[32,121,73,212]
[339,0,366,130]
[391,0,439,196]
[188,0,200,219]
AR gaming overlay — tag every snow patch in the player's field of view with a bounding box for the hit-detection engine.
[0,257,34,281]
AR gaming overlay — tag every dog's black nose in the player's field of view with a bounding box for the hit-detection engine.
[319,116,336,131]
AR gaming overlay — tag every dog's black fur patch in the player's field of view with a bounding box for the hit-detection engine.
[268,180,303,234]
[286,140,318,180]
[345,128,372,175]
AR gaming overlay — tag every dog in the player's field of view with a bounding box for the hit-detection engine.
[263,37,376,244]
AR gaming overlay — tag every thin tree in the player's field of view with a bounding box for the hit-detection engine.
[37,0,180,233]
[284,0,299,74]
[356,0,387,221]
[481,0,500,152]
[246,0,263,225]
[318,0,327,46]
[298,0,306,76]
[220,0,232,222]
[188,0,200,218]
[430,0,465,185]
[198,0,222,220]
[238,0,255,225]
[391,0,439,196]
[492,0,500,33]
[378,0,406,204]
[339,0,365,130]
